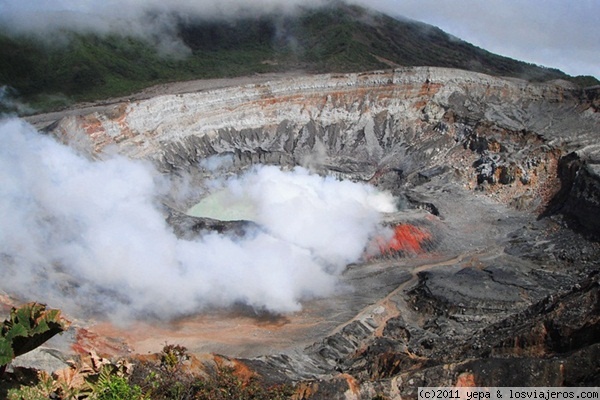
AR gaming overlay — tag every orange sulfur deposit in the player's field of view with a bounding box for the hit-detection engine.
[376,224,433,255]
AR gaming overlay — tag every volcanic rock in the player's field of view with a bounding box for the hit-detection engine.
[23,67,600,397]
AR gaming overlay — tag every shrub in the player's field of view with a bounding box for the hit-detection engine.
[7,371,55,400]
[87,366,145,400]
[160,343,189,371]
[131,348,294,400]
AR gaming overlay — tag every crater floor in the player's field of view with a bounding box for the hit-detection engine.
[9,67,600,396]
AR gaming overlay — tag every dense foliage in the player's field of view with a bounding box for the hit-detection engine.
[3,343,293,399]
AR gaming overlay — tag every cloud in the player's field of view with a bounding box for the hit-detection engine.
[0,117,394,320]
[350,0,600,78]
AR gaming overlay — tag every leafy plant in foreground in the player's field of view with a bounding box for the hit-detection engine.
[0,302,71,377]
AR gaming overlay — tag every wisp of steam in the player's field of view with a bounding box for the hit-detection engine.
[0,0,331,57]
[0,118,395,320]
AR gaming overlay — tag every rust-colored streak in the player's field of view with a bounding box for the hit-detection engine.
[82,116,104,136]
[340,373,360,395]
[72,328,130,358]
[213,355,257,385]
[455,371,478,387]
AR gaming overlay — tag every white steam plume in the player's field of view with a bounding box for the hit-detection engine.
[0,118,394,320]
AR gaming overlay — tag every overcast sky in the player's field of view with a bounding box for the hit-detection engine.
[0,0,597,78]
[355,0,599,78]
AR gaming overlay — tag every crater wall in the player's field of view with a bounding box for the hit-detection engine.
[48,67,600,218]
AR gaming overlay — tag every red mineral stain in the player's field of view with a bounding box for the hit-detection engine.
[375,224,432,255]
[72,327,130,357]
[455,371,477,387]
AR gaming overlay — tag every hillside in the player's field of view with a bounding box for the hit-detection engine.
[1,2,597,114]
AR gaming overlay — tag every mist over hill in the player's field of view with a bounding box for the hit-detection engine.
[1,2,597,114]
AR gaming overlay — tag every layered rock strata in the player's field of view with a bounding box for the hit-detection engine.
[46,68,600,217]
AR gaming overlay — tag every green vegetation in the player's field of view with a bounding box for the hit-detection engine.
[0,303,71,378]
[130,344,294,400]
[2,339,294,399]
[570,75,600,88]
[1,2,597,114]
[159,343,189,371]
[86,366,146,400]
[7,371,56,400]
[5,355,145,400]
[0,30,280,113]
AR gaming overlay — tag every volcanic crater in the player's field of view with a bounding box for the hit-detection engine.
[22,67,600,395]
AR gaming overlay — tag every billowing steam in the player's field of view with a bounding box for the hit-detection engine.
[0,118,395,320]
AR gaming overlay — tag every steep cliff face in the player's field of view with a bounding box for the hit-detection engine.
[542,145,600,235]
[34,67,600,397]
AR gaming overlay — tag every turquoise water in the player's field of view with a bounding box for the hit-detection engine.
[187,189,257,221]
